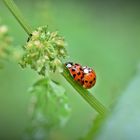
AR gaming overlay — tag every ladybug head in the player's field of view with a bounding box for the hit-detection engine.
[65,62,73,68]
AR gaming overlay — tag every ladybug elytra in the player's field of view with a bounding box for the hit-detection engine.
[65,62,96,89]
[65,62,84,85]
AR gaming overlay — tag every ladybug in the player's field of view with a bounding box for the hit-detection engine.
[65,62,96,89]
[65,62,84,85]
[82,66,96,89]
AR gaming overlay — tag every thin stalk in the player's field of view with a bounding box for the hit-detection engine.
[3,0,109,115]
[3,0,32,35]
[62,66,108,115]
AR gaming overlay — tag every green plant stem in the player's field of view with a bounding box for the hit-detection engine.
[3,0,109,115]
[3,0,32,35]
[62,66,108,115]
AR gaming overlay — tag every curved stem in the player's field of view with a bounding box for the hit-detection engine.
[3,0,109,115]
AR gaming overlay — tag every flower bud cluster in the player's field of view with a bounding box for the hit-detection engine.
[20,26,67,75]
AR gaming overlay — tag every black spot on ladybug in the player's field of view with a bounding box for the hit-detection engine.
[72,68,75,72]
[94,78,96,81]
[85,80,88,83]
[73,74,76,78]
[77,72,81,75]
[89,81,93,84]
[80,67,82,71]
[84,73,87,75]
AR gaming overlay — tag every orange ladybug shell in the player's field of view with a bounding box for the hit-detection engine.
[69,64,84,85]
[82,67,96,89]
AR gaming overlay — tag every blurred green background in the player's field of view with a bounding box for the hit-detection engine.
[0,0,140,140]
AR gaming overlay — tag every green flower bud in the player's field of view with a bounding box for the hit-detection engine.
[20,26,68,75]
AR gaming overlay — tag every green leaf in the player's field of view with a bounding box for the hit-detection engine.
[24,78,71,140]
[94,66,140,140]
